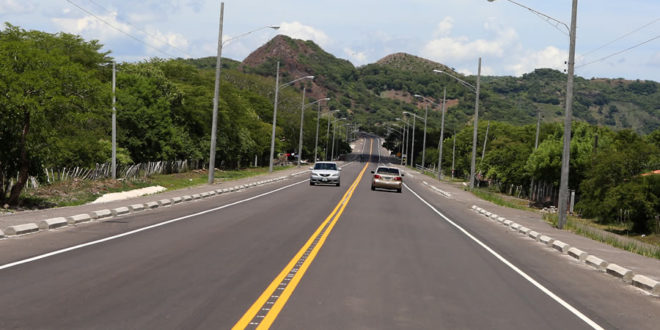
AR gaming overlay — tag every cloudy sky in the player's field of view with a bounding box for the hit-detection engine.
[1,0,659,80]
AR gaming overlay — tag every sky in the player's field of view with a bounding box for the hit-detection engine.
[1,0,659,81]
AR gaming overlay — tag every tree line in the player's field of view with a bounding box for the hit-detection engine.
[385,119,660,234]
[0,24,350,206]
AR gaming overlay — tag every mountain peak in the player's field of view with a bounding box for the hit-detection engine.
[376,52,452,74]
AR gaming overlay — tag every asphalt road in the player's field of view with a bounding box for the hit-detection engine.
[0,138,658,329]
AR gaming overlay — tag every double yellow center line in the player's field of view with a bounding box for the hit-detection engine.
[233,141,372,329]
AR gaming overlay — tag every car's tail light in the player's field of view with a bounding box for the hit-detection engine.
[394,177,402,181]
[374,174,381,179]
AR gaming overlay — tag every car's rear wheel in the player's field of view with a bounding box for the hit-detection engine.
[336,181,340,187]
[371,184,375,191]
[310,181,314,186]
[397,188,402,193]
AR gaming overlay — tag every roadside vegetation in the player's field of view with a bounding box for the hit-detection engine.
[11,166,292,211]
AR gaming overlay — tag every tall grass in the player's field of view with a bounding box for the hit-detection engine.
[544,214,660,260]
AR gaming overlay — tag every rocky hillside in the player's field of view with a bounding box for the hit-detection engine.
[236,35,660,134]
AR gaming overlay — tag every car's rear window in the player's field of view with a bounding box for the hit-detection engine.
[314,163,337,170]
[376,168,400,175]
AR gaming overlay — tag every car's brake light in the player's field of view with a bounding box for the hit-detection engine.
[394,177,402,181]
[374,174,381,179]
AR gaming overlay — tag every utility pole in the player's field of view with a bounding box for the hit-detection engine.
[470,58,482,189]
[451,130,456,179]
[111,61,116,180]
[268,61,281,172]
[208,2,224,184]
[557,0,578,229]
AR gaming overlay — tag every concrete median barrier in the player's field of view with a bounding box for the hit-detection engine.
[606,264,634,283]
[129,204,145,212]
[632,275,660,295]
[586,255,608,271]
[91,209,112,220]
[552,240,570,253]
[567,247,588,261]
[39,217,68,230]
[6,223,39,236]
[67,214,92,224]
[111,207,130,216]
[145,201,159,209]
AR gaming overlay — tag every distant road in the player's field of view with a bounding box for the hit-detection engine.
[0,138,658,329]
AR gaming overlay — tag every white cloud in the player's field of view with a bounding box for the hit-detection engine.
[278,21,330,47]
[433,17,454,37]
[52,11,131,40]
[144,27,188,49]
[420,18,517,63]
[0,0,34,13]
[508,46,568,76]
[344,48,368,65]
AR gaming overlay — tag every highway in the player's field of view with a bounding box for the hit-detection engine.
[0,138,658,329]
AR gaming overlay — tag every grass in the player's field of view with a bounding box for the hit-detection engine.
[543,213,660,260]
[470,188,532,211]
[14,165,293,210]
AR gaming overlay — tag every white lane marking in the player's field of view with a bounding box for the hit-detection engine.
[0,179,310,271]
[403,183,604,330]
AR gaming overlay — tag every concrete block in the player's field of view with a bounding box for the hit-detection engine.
[632,275,660,295]
[111,207,130,216]
[519,227,531,235]
[172,197,183,204]
[539,235,554,246]
[552,240,570,253]
[528,231,540,241]
[158,199,172,206]
[0,229,4,238]
[497,217,506,222]
[606,264,634,283]
[471,205,478,210]
[145,201,159,209]
[510,223,521,231]
[222,189,229,193]
[586,255,608,271]
[129,204,145,212]
[67,213,92,224]
[200,192,209,198]
[182,195,192,201]
[490,214,499,219]
[5,223,39,236]
[191,194,201,199]
[39,217,68,230]
[567,247,588,261]
[91,209,112,220]
[503,220,513,226]
[208,190,216,196]
[215,189,224,194]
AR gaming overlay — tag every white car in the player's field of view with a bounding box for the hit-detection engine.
[309,162,341,186]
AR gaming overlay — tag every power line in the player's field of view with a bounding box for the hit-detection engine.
[64,0,181,58]
[581,17,660,57]
[84,0,191,57]
[577,34,660,69]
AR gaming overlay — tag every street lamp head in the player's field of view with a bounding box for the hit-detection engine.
[269,26,281,29]
[413,94,423,98]
[306,75,315,80]
[433,69,444,74]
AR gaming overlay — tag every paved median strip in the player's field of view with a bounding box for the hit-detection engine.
[471,205,659,297]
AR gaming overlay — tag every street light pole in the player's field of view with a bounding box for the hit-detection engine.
[433,58,481,189]
[471,58,482,189]
[268,61,281,173]
[111,61,116,180]
[438,87,446,179]
[313,100,330,163]
[422,103,428,168]
[268,66,314,172]
[297,88,306,166]
[207,2,224,184]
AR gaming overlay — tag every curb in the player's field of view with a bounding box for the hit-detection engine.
[472,205,659,297]
[0,174,293,240]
